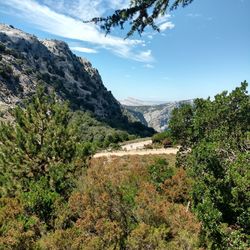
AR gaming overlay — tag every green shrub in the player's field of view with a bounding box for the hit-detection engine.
[152,130,174,146]
[0,64,13,79]
[0,85,90,226]
[24,68,33,75]
[0,42,6,52]
[169,81,250,248]
[41,72,50,82]
[148,158,174,190]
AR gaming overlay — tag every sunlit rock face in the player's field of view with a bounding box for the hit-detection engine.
[0,24,122,119]
[122,100,193,132]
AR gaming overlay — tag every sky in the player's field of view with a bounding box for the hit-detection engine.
[0,0,249,101]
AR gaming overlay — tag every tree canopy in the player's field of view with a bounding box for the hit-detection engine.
[85,0,194,37]
[0,86,91,229]
[0,81,249,248]
[169,81,250,249]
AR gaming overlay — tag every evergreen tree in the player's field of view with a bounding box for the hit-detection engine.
[85,0,194,37]
[169,81,250,249]
[0,86,90,225]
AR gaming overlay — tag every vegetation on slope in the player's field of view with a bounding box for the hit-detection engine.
[38,155,199,249]
[0,82,249,249]
[169,81,250,249]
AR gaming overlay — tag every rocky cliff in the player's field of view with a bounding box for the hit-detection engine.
[122,100,193,132]
[0,24,122,119]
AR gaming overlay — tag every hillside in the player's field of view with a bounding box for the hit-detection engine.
[120,97,166,106]
[122,100,193,132]
[0,1,248,248]
[0,24,154,136]
[0,24,121,117]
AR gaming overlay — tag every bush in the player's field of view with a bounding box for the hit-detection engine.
[15,58,24,66]
[0,64,13,80]
[24,67,33,75]
[38,155,200,249]
[0,198,43,249]
[69,111,132,150]
[152,130,173,146]
[0,42,6,52]
[41,72,50,82]
[5,48,20,58]
[148,158,174,190]
[169,81,250,248]
[162,138,172,148]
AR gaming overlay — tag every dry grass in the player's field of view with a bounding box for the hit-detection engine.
[91,153,176,170]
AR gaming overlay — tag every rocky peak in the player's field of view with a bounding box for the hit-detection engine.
[0,24,121,119]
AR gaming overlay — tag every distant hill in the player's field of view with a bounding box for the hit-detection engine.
[123,100,193,132]
[0,24,154,137]
[120,97,166,106]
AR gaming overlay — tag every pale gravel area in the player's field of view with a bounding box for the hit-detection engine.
[121,140,152,151]
[93,148,179,158]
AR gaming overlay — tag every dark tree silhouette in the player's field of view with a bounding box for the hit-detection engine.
[84,0,194,37]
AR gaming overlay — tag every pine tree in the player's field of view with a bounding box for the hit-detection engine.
[0,86,90,223]
[85,0,194,37]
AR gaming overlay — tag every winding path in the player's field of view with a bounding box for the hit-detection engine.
[93,147,179,158]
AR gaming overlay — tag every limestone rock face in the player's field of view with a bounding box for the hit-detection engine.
[0,24,121,119]
[123,100,193,132]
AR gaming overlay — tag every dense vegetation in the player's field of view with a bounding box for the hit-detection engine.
[37,154,200,249]
[0,87,91,240]
[169,81,250,249]
[152,130,174,148]
[0,82,249,249]
[70,111,131,150]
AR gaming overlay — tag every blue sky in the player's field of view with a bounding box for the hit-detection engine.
[0,0,249,101]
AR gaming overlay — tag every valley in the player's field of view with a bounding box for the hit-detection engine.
[0,12,249,249]
[122,99,193,132]
[0,24,155,139]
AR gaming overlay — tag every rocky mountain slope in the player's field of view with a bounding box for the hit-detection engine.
[120,97,165,106]
[0,24,155,136]
[0,24,122,119]
[123,100,193,132]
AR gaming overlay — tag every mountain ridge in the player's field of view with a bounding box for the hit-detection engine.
[0,23,155,137]
[119,97,166,106]
[123,99,193,132]
[0,23,120,118]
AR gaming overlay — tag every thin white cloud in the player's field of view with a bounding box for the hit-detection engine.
[71,46,98,53]
[0,0,153,62]
[155,14,172,25]
[107,0,130,10]
[187,13,202,18]
[144,63,154,69]
[42,0,106,20]
[42,0,130,20]
[135,50,154,63]
[159,22,175,31]
[187,13,214,22]
[142,14,175,38]
[105,45,153,63]
[156,14,175,31]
